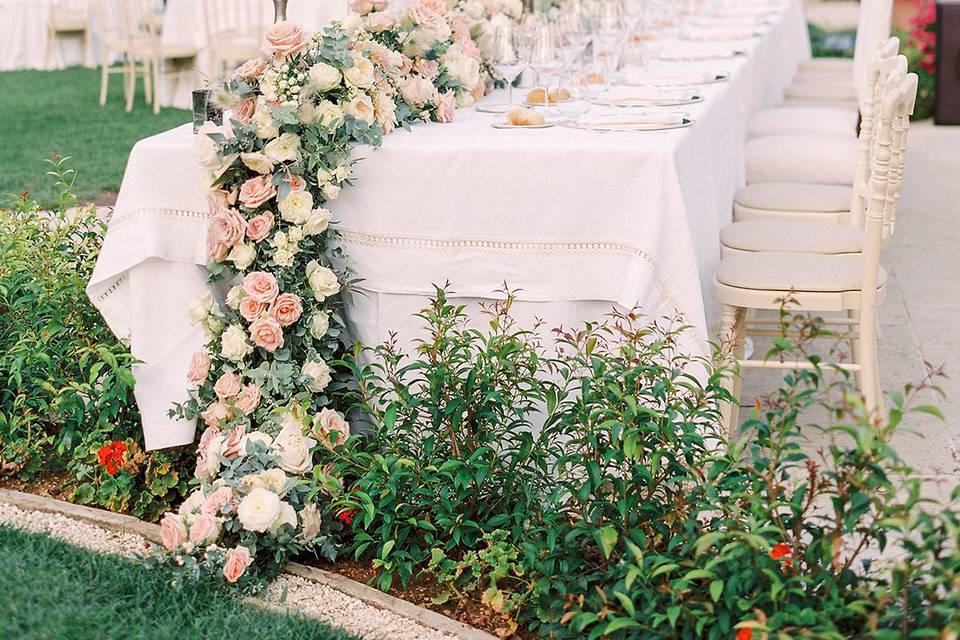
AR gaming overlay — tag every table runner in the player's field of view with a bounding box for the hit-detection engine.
[88,0,810,449]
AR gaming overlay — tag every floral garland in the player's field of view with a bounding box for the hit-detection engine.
[152,0,521,585]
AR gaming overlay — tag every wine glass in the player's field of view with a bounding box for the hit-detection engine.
[590,0,626,92]
[528,23,566,109]
[478,23,526,114]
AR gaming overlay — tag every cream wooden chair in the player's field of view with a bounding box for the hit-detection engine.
[46,0,94,69]
[95,0,148,108]
[749,37,899,139]
[722,65,915,258]
[714,73,919,435]
[202,0,269,82]
[783,0,893,111]
[737,53,906,225]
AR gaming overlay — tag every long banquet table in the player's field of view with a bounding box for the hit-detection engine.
[88,0,810,450]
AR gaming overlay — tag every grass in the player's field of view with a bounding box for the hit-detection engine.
[0,67,191,207]
[0,525,359,640]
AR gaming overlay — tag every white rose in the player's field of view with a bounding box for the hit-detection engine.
[341,14,363,36]
[252,106,280,139]
[237,487,282,532]
[404,22,452,56]
[309,62,342,92]
[179,488,206,517]
[456,91,477,108]
[322,182,342,200]
[187,291,214,323]
[299,503,323,541]
[272,426,315,474]
[226,285,244,309]
[503,0,522,19]
[343,92,376,124]
[344,52,375,89]
[194,122,234,172]
[301,359,332,393]
[306,261,341,300]
[334,165,350,182]
[259,468,289,494]
[463,0,485,19]
[269,501,298,534]
[274,248,295,268]
[278,190,313,224]
[264,132,302,163]
[240,152,275,175]
[316,167,333,185]
[309,312,330,339]
[288,226,304,243]
[228,243,257,270]
[316,100,344,126]
[272,230,289,250]
[303,208,332,235]
[373,90,397,134]
[443,45,481,90]
[221,324,254,362]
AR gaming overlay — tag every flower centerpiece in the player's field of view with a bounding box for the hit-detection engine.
[150,0,521,584]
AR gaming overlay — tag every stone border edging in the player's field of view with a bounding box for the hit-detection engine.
[0,489,496,640]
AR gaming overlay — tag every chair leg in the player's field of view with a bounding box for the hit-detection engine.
[125,58,136,112]
[152,58,162,114]
[848,310,862,389]
[99,64,109,106]
[858,308,882,418]
[143,61,153,106]
[719,304,747,438]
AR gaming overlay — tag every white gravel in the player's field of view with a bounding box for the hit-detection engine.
[0,500,459,640]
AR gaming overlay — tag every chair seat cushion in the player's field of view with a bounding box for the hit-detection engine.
[745,135,859,185]
[720,221,863,254]
[735,182,853,213]
[784,79,857,102]
[748,106,858,138]
[798,58,854,74]
[717,252,886,292]
[780,96,860,111]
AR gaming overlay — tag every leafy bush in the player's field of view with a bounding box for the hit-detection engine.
[0,157,192,520]
[322,288,960,638]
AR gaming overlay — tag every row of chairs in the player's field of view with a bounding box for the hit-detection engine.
[45,0,271,113]
[715,0,918,434]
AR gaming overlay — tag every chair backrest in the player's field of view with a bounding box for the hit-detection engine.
[859,72,918,307]
[93,0,125,45]
[849,47,904,227]
[852,0,894,106]
[202,0,270,46]
[52,0,90,14]
[116,0,160,44]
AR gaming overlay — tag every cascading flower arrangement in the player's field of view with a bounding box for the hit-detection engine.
[149,0,522,585]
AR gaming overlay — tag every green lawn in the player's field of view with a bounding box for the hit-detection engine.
[0,67,191,207]
[0,526,358,640]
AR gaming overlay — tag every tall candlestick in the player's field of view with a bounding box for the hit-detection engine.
[273,0,288,23]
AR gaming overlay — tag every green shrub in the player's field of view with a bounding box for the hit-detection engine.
[0,157,192,520]
[323,288,960,638]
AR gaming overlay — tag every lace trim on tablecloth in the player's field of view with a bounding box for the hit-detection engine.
[108,207,209,231]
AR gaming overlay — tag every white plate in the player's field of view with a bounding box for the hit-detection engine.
[562,117,694,132]
[620,71,730,88]
[491,121,557,129]
[657,49,746,61]
[590,94,704,107]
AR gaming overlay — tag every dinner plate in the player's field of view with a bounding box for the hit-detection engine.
[657,49,746,61]
[491,121,558,129]
[620,71,730,87]
[562,117,694,132]
[589,94,704,108]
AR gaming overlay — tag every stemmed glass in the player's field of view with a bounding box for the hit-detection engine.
[555,10,590,97]
[528,23,566,109]
[478,23,526,114]
[590,0,626,92]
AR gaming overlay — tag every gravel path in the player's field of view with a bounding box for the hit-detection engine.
[0,500,457,640]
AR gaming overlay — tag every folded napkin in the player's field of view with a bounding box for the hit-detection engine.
[577,110,686,128]
[594,86,697,105]
[682,27,759,41]
[620,70,727,87]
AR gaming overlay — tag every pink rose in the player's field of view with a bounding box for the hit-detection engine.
[246,211,274,242]
[201,486,235,516]
[233,97,257,124]
[249,316,285,352]
[209,188,238,211]
[408,0,444,26]
[243,271,279,303]
[413,58,439,80]
[268,292,303,327]
[435,90,456,123]
[239,175,277,210]
[462,38,482,62]
[262,21,305,57]
[201,401,233,428]
[351,0,374,14]
[223,545,254,583]
[214,371,243,399]
[315,408,350,446]
[207,230,229,263]
[160,513,187,552]
[400,75,437,107]
[239,296,266,322]
[451,16,471,42]
[366,11,396,31]
[198,425,221,451]
[221,425,246,458]
[234,57,269,80]
[189,513,220,544]
[186,351,211,384]
[234,384,262,415]
[210,208,246,248]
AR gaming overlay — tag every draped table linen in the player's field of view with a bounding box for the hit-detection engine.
[88,0,810,450]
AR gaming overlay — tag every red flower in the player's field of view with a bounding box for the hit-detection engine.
[771,542,793,568]
[736,627,752,640]
[95,441,128,476]
[337,509,358,526]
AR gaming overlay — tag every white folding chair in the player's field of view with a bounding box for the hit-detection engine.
[46,0,94,69]
[714,72,920,435]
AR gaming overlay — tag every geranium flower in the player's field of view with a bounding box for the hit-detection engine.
[336,509,359,525]
[736,627,752,640]
[770,542,793,568]
[96,441,128,476]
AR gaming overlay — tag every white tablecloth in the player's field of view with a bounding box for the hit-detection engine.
[89,0,810,450]
[0,0,97,70]
[159,0,348,108]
